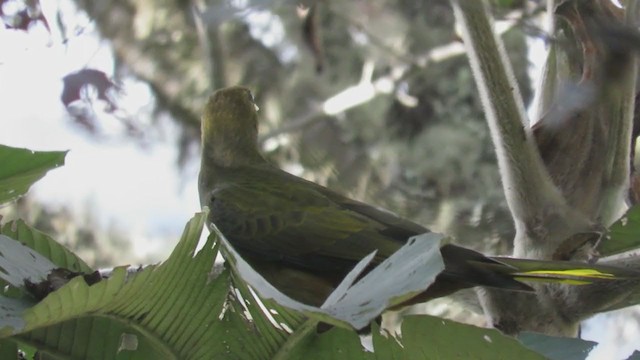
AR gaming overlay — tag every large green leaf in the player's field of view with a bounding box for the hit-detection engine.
[388,316,547,360]
[0,234,57,290]
[284,326,369,360]
[284,315,552,360]
[0,145,66,205]
[0,214,308,359]
[0,220,93,338]
[3,217,215,358]
[1,220,92,273]
[0,214,595,359]
[5,213,232,358]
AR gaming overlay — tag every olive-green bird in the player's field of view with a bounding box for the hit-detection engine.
[198,86,634,307]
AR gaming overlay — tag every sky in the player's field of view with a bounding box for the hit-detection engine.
[0,1,639,358]
[0,1,201,261]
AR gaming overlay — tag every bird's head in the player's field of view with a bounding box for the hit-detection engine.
[201,86,263,167]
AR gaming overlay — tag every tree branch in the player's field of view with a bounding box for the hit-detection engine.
[453,0,640,337]
[193,3,228,90]
[451,0,588,260]
[597,1,638,224]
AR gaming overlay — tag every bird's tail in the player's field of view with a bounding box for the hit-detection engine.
[396,244,639,307]
[486,256,639,285]
[440,244,639,293]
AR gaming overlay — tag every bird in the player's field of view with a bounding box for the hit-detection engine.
[198,86,635,308]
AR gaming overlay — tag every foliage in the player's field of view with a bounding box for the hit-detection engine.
[0,141,603,359]
[2,0,640,358]
[601,206,640,256]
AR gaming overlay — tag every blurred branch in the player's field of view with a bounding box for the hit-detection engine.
[259,22,515,144]
[528,0,560,121]
[326,7,415,65]
[193,2,227,90]
[73,0,202,130]
[328,3,522,69]
[258,105,321,144]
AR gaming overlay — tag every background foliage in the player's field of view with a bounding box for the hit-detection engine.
[1,0,639,358]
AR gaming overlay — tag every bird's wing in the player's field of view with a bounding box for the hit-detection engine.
[205,171,413,277]
[273,166,430,237]
[320,189,429,237]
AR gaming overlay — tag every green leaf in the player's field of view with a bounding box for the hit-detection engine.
[518,332,596,360]
[0,215,555,358]
[15,213,221,358]
[222,229,446,330]
[285,315,552,359]
[399,316,547,360]
[0,339,18,359]
[0,214,307,359]
[600,205,640,256]
[382,315,547,360]
[284,326,371,360]
[0,145,66,205]
[1,220,92,273]
[0,220,93,338]
[282,315,594,360]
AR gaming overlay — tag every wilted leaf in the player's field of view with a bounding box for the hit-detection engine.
[220,226,447,330]
[321,233,445,329]
[0,234,57,288]
[0,219,92,273]
[61,69,116,108]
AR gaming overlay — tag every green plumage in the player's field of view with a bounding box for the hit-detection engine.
[198,86,638,307]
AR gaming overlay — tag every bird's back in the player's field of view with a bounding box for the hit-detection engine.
[201,163,430,276]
